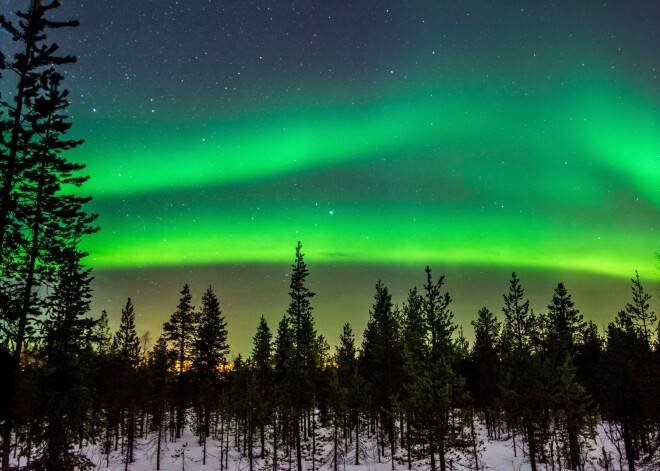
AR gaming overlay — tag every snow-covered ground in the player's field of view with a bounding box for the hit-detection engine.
[10,421,656,470]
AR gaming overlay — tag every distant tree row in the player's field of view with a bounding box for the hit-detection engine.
[6,239,659,471]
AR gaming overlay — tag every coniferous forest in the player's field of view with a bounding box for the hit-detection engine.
[1,2,660,471]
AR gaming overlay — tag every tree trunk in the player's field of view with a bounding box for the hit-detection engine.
[623,419,635,471]
[429,429,437,471]
[439,435,446,471]
[273,413,278,471]
[406,419,412,470]
[312,410,316,471]
[527,420,538,471]
[294,412,302,471]
[355,414,360,466]
[333,411,338,471]
[219,414,224,471]
[156,418,162,470]
[261,421,266,459]
[225,418,230,470]
[249,412,254,471]
[471,411,480,471]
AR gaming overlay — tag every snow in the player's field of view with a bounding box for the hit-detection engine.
[10,421,656,470]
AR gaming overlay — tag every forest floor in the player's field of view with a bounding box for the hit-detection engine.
[8,420,654,470]
[67,421,646,471]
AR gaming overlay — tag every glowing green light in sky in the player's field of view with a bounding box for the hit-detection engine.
[28,0,658,354]
[73,76,657,282]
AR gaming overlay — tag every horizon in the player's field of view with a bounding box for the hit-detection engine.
[90,258,651,356]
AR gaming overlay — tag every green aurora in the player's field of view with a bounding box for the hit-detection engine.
[80,78,658,279]
[7,0,655,353]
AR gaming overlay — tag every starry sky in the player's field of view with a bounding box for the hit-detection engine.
[2,1,658,354]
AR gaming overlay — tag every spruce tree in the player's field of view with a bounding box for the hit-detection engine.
[602,314,642,471]
[624,271,656,347]
[547,283,585,358]
[360,280,402,463]
[336,323,357,395]
[251,316,272,459]
[163,284,198,438]
[94,309,112,356]
[500,273,541,471]
[111,297,142,468]
[421,266,459,471]
[147,336,176,471]
[272,314,294,471]
[469,307,501,437]
[0,0,79,258]
[112,298,141,366]
[192,286,228,463]
[401,287,426,468]
[192,286,228,378]
[574,320,602,404]
[287,241,316,365]
[0,5,96,467]
[501,273,534,354]
[335,323,362,466]
[545,283,592,470]
[285,241,316,471]
[1,12,91,370]
[31,242,97,471]
[601,273,657,470]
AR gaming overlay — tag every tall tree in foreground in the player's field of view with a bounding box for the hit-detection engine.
[0,0,79,258]
[251,315,272,460]
[545,283,593,470]
[272,314,294,471]
[401,287,426,468]
[335,323,360,466]
[500,273,542,471]
[285,241,317,471]
[1,4,92,468]
[360,280,402,463]
[191,286,228,465]
[112,298,142,468]
[163,284,198,439]
[602,273,657,471]
[30,239,97,470]
[147,335,176,471]
[469,307,501,438]
[420,267,460,471]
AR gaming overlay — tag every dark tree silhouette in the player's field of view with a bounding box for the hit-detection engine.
[0,0,79,258]
[360,280,402,464]
[30,241,97,471]
[192,286,228,465]
[545,283,592,470]
[469,307,501,437]
[111,297,142,468]
[601,272,658,471]
[285,241,317,471]
[500,273,542,471]
[625,271,656,346]
[251,315,272,459]
[0,4,95,469]
[163,284,198,439]
[112,298,141,367]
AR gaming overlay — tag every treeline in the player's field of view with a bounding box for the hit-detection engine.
[5,242,660,471]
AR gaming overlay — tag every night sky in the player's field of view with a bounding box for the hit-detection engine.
[2,1,658,354]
